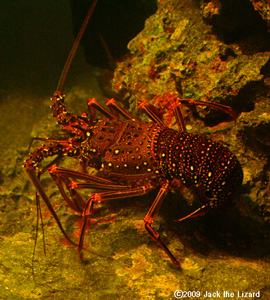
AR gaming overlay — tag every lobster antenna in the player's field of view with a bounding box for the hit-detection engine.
[56,0,98,93]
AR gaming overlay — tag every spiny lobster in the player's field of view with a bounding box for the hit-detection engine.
[25,0,243,266]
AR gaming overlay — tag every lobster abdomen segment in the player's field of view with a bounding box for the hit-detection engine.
[155,129,243,206]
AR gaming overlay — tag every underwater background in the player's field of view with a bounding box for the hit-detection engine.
[0,0,269,299]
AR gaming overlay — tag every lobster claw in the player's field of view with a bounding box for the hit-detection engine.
[175,204,210,222]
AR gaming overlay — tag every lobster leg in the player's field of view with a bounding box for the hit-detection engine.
[144,182,180,266]
[139,96,237,133]
[177,98,237,121]
[176,204,210,221]
[140,99,188,132]
[88,98,116,120]
[77,185,155,259]
[88,98,136,121]
[170,98,238,132]
[48,166,160,260]
[106,98,135,120]
[51,167,181,264]
[139,101,167,127]
[171,101,187,132]
[49,166,129,212]
[177,184,211,221]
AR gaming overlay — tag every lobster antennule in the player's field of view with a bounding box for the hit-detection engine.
[26,167,77,246]
[176,204,210,222]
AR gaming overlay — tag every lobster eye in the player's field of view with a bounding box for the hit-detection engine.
[204,190,214,199]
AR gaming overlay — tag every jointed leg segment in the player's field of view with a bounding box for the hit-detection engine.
[48,166,163,260]
[144,182,180,265]
[37,165,180,264]
[139,95,238,133]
